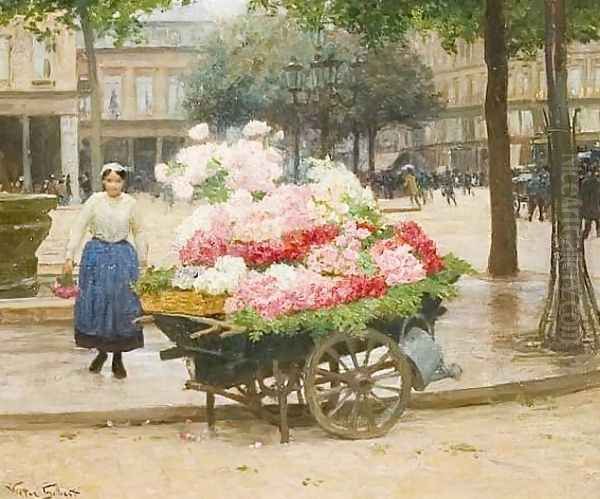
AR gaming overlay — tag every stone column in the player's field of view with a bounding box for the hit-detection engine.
[128,138,135,172]
[60,115,80,204]
[156,136,163,164]
[21,116,32,192]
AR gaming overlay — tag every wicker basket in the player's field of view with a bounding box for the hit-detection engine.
[140,290,226,317]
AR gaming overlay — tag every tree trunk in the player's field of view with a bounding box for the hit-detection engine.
[352,126,360,173]
[483,0,518,277]
[544,0,583,351]
[367,127,377,174]
[80,9,103,192]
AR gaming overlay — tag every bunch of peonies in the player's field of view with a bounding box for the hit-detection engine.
[242,120,272,139]
[188,123,210,143]
[154,123,283,201]
[220,139,282,193]
[224,265,388,319]
[306,222,372,276]
[172,256,248,296]
[395,222,445,275]
[306,157,377,223]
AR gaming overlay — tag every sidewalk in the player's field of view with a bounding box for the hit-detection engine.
[2,276,600,425]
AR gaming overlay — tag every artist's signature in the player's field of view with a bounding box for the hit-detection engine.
[4,482,81,498]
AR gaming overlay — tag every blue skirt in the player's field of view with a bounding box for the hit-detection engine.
[75,238,144,352]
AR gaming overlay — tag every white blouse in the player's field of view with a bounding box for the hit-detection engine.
[65,192,148,262]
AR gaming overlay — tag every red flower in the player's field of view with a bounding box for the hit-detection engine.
[394,222,444,275]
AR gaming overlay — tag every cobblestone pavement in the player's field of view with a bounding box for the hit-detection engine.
[2,388,600,499]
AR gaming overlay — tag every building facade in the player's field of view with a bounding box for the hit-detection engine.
[77,15,216,184]
[403,35,600,174]
[0,20,79,199]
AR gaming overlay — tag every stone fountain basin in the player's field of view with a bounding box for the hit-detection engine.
[0,193,58,298]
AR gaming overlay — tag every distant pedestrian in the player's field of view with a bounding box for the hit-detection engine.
[442,177,457,206]
[463,172,473,196]
[581,170,600,239]
[527,171,546,222]
[47,174,59,196]
[404,168,421,208]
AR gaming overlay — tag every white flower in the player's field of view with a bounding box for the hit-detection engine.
[273,130,285,142]
[188,123,210,143]
[172,266,203,290]
[171,177,194,202]
[192,256,248,295]
[155,163,169,184]
[265,264,300,291]
[242,120,272,139]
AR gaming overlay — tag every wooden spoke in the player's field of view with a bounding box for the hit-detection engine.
[345,339,360,369]
[367,351,392,373]
[363,336,378,367]
[315,384,346,401]
[371,370,400,383]
[325,347,351,372]
[327,388,354,418]
[315,368,348,383]
[373,384,403,394]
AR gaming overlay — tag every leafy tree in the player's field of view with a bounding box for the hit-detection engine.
[351,46,442,173]
[0,0,187,190]
[252,0,600,281]
[186,14,439,169]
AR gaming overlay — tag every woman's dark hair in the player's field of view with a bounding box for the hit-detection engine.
[101,168,127,192]
[101,169,127,181]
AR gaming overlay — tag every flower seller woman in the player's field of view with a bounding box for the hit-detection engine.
[63,163,148,378]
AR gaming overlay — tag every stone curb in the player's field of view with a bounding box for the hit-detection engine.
[2,369,599,432]
[0,297,74,324]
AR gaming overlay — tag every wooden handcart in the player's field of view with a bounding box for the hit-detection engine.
[142,295,461,443]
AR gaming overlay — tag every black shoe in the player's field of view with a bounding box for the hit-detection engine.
[112,355,127,379]
[89,352,108,373]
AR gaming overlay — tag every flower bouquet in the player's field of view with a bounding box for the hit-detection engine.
[143,124,472,339]
[51,271,79,299]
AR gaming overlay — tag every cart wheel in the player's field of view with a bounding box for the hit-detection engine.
[304,329,412,439]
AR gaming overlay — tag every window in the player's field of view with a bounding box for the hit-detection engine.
[593,66,600,94]
[32,38,52,80]
[537,69,547,99]
[568,67,584,97]
[168,75,185,117]
[508,110,520,135]
[136,76,153,114]
[79,95,91,117]
[103,76,122,119]
[521,110,534,135]
[0,37,10,81]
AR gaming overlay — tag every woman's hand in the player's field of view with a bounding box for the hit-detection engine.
[63,259,74,275]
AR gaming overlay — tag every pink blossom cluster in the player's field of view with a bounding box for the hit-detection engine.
[370,241,427,286]
[306,222,372,276]
[220,139,283,193]
[225,267,387,319]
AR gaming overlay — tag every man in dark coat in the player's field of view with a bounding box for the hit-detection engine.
[581,169,600,239]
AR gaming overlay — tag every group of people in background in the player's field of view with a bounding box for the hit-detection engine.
[370,165,485,208]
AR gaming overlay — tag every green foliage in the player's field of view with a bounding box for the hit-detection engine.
[185,13,439,145]
[194,169,231,204]
[252,0,600,59]
[135,266,175,296]
[232,254,473,341]
[0,0,188,43]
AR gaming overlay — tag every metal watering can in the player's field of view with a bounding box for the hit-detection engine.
[400,327,463,391]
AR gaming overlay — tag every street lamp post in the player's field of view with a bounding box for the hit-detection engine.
[283,37,366,172]
[284,57,305,182]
